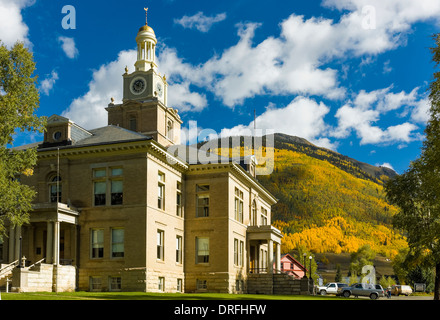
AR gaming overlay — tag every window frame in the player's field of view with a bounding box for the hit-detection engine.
[195,237,209,264]
[92,167,124,207]
[90,229,104,259]
[157,229,165,261]
[111,228,125,259]
[48,175,62,203]
[196,185,210,218]
[158,172,165,210]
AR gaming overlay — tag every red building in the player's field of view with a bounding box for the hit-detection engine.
[278,254,307,278]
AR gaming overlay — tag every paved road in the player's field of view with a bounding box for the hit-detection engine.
[380,295,432,300]
[349,295,433,300]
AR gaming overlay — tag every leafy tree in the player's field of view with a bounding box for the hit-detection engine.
[0,41,46,238]
[349,244,375,276]
[385,33,440,300]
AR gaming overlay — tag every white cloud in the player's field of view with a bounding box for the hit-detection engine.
[376,162,395,171]
[220,97,336,149]
[39,70,59,96]
[62,50,136,129]
[0,0,34,47]
[410,97,431,123]
[174,12,226,32]
[58,36,79,59]
[332,87,424,145]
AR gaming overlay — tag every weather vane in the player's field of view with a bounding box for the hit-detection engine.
[144,7,148,25]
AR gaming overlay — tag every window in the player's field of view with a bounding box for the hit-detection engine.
[234,188,244,223]
[93,168,123,206]
[236,280,244,292]
[177,279,183,292]
[158,277,165,292]
[49,176,62,203]
[176,182,182,217]
[176,235,183,264]
[234,239,244,267]
[94,181,106,206]
[196,185,209,217]
[158,172,165,210]
[129,117,137,132]
[167,120,173,140]
[196,279,207,290]
[240,241,244,266]
[91,229,104,259]
[109,277,122,291]
[251,201,257,226]
[260,207,268,226]
[90,277,102,291]
[234,239,239,266]
[111,228,124,258]
[196,237,209,264]
[157,230,164,261]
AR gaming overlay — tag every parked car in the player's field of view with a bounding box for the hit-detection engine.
[391,285,413,296]
[317,282,349,295]
[337,283,384,299]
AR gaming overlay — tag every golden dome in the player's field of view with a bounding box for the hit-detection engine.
[138,24,155,34]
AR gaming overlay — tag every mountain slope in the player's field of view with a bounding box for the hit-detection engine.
[256,134,406,258]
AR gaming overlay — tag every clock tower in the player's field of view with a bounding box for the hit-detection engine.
[106,8,182,147]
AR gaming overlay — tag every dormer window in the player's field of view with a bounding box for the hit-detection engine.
[53,131,62,141]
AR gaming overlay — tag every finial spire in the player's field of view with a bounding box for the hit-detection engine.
[144,7,149,25]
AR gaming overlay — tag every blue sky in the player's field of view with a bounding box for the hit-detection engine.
[2,0,440,174]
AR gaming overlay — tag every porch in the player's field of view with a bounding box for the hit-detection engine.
[1,202,79,292]
[247,225,283,274]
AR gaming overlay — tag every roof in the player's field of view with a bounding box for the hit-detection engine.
[281,253,307,271]
[73,125,150,146]
[12,125,152,152]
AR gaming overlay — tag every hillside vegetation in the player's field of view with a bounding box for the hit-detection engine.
[213,134,407,258]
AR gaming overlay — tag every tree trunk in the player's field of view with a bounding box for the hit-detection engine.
[435,262,440,300]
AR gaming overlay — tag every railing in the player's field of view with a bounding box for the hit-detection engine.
[28,258,46,270]
[0,260,19,279]
[249,268,268,274]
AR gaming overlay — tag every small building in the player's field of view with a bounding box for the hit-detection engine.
[279,254,307,279]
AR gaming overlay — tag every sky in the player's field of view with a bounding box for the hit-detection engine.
[2,0,440,174]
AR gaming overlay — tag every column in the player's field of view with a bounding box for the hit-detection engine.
[268,239,274,274]
[8,226,15,262]
[53,221,60,265]
[46,221,53,264]
[275,242,281,273]
[14,225,21,263]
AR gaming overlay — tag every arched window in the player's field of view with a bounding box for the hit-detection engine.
[49,176,62,203]
[167,120,173,140]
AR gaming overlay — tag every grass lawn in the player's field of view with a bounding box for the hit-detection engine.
[0,291,346,300]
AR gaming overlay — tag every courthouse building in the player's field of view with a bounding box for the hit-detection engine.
[0,10,283,293]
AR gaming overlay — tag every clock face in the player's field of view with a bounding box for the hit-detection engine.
[130,77,146,95]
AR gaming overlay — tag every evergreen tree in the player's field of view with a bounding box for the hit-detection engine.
[335,264,342,282]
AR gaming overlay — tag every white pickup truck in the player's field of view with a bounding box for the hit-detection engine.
[317,282,349,295]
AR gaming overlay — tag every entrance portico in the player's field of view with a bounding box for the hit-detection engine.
[247,225,283,274]
[6,202,79,267]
